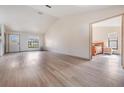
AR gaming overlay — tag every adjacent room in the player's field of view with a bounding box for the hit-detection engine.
[0,5,124,87]
[92,16,122,65]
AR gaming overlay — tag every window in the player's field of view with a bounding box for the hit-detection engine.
[28,39,39,48]
[10,35,19,42]
[108,32,118,50]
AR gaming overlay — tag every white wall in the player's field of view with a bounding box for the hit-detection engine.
[45,6,124,60]
[0,5,57,52]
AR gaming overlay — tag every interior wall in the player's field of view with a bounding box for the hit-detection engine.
[45,6,124,60]
[122,15,124,68]
[93,26,121,54]
[0,5,57,52]
[0,25,5,56]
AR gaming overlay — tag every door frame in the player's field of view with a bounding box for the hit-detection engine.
[8,33,20,53]
[89,14,124,68]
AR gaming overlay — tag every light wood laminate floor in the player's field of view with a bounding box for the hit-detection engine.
[0,51,124,87]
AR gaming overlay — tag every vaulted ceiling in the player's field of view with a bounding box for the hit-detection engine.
[30,5,113,18]
[0,5,119,34]
[0,5,56,34]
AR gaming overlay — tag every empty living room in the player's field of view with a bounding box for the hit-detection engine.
[1,4,124,88]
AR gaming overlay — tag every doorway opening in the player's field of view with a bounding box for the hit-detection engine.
[91,15,123,67]
[8,34,20,53]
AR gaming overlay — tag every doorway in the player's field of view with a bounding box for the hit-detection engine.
[8,34,20,52]
[90,15,123,67]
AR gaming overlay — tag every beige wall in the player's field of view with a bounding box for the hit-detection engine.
[93,26,121,54]
[45,6,124,60]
